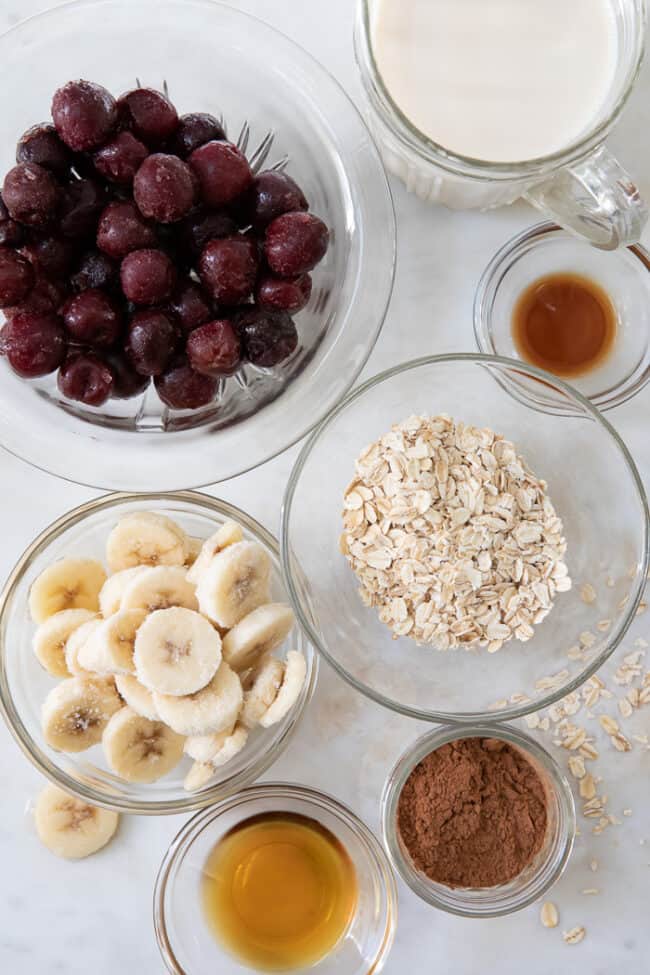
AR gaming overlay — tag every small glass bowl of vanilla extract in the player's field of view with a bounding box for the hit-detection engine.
[154,783,397,975]
[474,221,650,411]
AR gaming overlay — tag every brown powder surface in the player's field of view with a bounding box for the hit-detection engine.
[396,737,548,888]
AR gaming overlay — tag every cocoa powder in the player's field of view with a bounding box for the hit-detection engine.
[396,737,548,888]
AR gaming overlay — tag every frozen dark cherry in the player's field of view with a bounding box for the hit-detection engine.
[178,209,237,259]
[71,250,118,292]
[52,80,118,152]
[117,87,179,146]
[248,171,308,229]
[170,113,226,158]
[62,288,122,347]
[120,248,176,305]
[96,200,156,259]
[237,307,298,367]
[0,197,25,247]
[5,276,68,318]
[17,124,71,179]
[199,235,258,305]
[57,353,114,406]
[155,357,218,409]
[133,153,195,224]
[265,212,329,277]
[103,350,150,399]
[125,308,178,376]
[169,278,212,333]
[187,319,241,376]
[23,236,77,280]
[1,310,66,377]
[256,273,312,313]
[93,131,148,185]
[189,141,253,207]
[2,163,61,228]
[59,178,107,239]
[0,248,35,307]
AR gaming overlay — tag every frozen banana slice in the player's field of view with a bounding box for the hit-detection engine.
[34,784,119,859]
[184,536,204,568]
[222,603,295,673]
[211,724,248,767]
[184,761,216,792]
[196,541,271,629]
[65,618,103,676]
[114,674,159,721]
[153,662,243,736]
[259,651,307,728]
[98,567,147,617]
[184,724,235,763]
[106,512,188,572]
[102,707,185,783]
[33,608,97,678]
[240,657,284,729]
[186,521,244,585]
[42,676,122,752]
[134,607,221,696]
[29,559,107,624]
[120,566,198,614]
[79,609,146,676]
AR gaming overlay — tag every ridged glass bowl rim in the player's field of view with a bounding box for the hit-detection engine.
[380,723,576,917]
[473,221,650,412]
[153,781,398,975]
[0,0,397,493]
[0,491,318,815]
[280,352,650,724]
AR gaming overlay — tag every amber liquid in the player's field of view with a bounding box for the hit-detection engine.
[512,272,617,378]
[201,812,358,972]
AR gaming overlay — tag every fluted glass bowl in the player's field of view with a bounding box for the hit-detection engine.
[281,353,649,723]
[0,492,317,814]
[0,0,395,490]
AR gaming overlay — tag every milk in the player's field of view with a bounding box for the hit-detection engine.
[371,0,618,163]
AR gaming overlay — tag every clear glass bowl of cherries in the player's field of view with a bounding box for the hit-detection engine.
[0,0,395,490]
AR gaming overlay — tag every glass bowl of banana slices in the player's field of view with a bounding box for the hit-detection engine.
[0,491,316,814]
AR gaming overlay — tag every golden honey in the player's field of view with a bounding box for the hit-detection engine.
[201,812,358,971]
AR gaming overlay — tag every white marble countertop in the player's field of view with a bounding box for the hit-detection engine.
[1,1,650,972]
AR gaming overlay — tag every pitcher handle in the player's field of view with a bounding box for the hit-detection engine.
[524,145,648,251]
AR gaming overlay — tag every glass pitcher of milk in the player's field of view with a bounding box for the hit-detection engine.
[354,0,647,249]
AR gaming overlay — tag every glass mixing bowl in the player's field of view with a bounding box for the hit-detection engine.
[0,0,395,490]
[0,492,317,814]
[154,783,397,975]
[281,353,649,723]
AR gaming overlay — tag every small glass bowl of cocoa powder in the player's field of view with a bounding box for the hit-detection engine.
[381,724,575,917]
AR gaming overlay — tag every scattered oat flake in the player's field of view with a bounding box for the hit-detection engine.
[597,619,611,632]
[579,774,596,800]
[581,888,600,895]
[623,809,632,817]
[599,715,619,735]
[568,756,586,779]
[590,859,598,872]
[580,631,596,648]
[580,583,596,604]
[540,901,559,928]
[618,698,633,718]
[563,927,586,945]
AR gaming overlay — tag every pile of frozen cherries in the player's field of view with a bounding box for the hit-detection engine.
[0,80,329,410]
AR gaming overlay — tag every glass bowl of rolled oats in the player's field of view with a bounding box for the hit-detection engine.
[281,353,649,723]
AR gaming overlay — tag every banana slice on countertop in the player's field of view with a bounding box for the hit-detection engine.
[240,657,285,729]
[183,724,235,763]
[78,609,146,676]
[34,784,119,859]
[29,559,107,624]
[42,676,122,752]
[65,618,103,676]
[153,662,243,736]
[102,707,185,783]
[259,651,307,728]
[183,724,249,791]
[106,512,188,573]
[120,566,198,614]
[186,521,244,585]
[114,674,159,721]
[222,603,295,673]
[196,541,271,629]
[98,567,148,617]
[33,609,98,678]
[134,607,221,696]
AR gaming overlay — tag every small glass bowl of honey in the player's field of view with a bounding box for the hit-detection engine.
[474,221,650,411]
[154,783,397,974]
